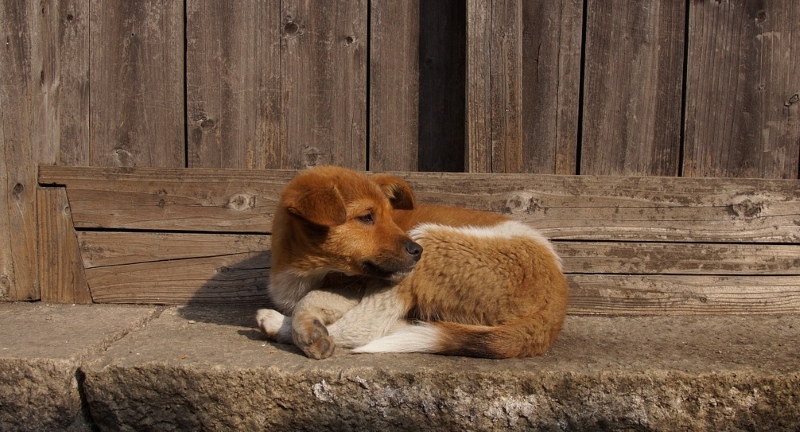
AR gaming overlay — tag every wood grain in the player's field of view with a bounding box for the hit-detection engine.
[369,0,419,171]
[78,231,271,269]
[568,275,800,315]
[466,0,522,173]
[1,0,39,301]
[581,0,685,176]
[280,0,368,169]
[683,0,800,179]
[33,0,90,166]
[37,187,91,303]
[556,242,800,276]
[467,0,583,174]
[86,251,270,305]
[79,231,270,305]
[89,0,184,167]
[39,167,800,242]
[39,166,296,232]
[75,232,800,312]
[520,0,583,175]
[185,1,283,169]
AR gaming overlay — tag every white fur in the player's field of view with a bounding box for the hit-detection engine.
[327,287,408,348]
[410,220,562,269]
[255,308,292,343]
[351,323,441,354]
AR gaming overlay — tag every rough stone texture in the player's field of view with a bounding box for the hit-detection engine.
[81,306,800,431]
[0,303,160,431]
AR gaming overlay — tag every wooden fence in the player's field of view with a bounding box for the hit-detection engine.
[1,1,799,305]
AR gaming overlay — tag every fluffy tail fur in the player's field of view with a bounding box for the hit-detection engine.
[351,313,564,359]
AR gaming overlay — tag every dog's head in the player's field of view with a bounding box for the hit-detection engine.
[272,166,422,280]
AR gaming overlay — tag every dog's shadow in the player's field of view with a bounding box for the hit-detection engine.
[178,250,274,331]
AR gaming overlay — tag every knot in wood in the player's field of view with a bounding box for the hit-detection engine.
[12,183,24,198]
[284,21,299,35]
[504,192,542,215]
[726,198,764,219]
[227,193,256,211]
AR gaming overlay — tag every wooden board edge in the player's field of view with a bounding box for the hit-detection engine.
[37,186,92,304]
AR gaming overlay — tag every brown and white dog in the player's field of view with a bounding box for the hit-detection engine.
[256,166,568,359]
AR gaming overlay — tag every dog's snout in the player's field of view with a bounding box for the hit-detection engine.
[405,241,423,261]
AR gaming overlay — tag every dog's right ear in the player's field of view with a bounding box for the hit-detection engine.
[282,184,347,227]
[371,175,415,210]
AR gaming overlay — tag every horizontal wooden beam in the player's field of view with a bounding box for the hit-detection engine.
[568,275,800,315]
[39,166,800,243]
[76,232,800,314]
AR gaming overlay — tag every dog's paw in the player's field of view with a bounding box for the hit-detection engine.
[256,309,292,343]
[292,319,335,360]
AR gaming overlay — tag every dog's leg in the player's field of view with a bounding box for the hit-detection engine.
[255,309,293,344]
[290,289,360,359]
[326,287,409,349]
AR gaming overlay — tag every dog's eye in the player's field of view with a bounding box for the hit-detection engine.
[356,213,375,225]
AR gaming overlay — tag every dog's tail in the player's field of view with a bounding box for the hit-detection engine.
[350,313,565,358]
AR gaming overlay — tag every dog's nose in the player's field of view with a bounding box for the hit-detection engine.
[405,241,423,261]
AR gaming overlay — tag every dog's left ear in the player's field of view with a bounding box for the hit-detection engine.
[283,184,347,227]
[371,175,415,210]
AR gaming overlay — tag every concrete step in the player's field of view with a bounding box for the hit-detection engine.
[1,303,798,431]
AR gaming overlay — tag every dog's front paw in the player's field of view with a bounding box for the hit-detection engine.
[256,309,292,343]
[292,319,335,359]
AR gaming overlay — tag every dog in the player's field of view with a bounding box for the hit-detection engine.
[256,166,568,359]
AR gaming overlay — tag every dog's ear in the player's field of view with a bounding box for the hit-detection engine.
[371,175,415,210]
[283,184,347,227]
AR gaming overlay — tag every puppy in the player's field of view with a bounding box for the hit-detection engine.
[256,166,568,359]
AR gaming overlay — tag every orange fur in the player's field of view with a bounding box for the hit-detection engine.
[259,166,568,359]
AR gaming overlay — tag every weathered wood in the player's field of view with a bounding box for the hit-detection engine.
[39,167,800,242]
[38,166,296,232]
[581,0,685,176]
[520,0,583,174]
[89,0,184,167]
[1,1,39,301]
[418,0,467,172]
[87,252,270,305]
[400,172,800,243]
[37,187,91,304]
[74,232,800,313]
[78,231,270,269]
[280,0,368,169]
[569,275,800,315]
[683,0,800,179]
[556,242,800,276]
[466,0,522,173]
[79,231,270,305]
[33,0,90,166]
[185,1,283,169]
[467,0,583,174]
[369,0,419,171]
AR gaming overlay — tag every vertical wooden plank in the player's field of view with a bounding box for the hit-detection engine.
[37,188,91,304]
[33,0,90,166]
[186,1,283,169]
[684,0,800,179]
[520,0,583,174]
[0,1,40,301]
[369,0,419,171]
[580,0,685,176]
[466,0,523,173]
[418,0,467,172]
[281,1,368,170]
[89,0,184,168]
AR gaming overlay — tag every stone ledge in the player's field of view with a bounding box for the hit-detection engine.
[2,303,798,431]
